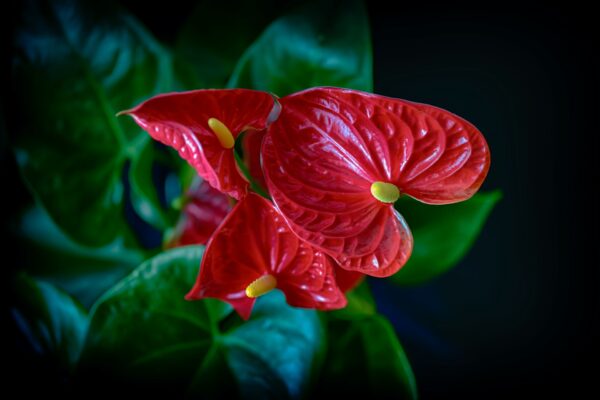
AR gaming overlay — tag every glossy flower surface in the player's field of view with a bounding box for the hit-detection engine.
[262,87,490,276]
[121,89,277,199]
[186,193,346,320]
[125,86,490,316]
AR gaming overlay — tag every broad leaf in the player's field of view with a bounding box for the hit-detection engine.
[11,0,176,247]
[393,191,501,285]
[318,282,417,398]
[228,0,373,95]
[12,275,89,370]
[175,0,292,89]
[16,207,144,308]
[81,246,324,398]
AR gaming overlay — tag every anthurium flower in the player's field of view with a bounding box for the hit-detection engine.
[333,265,365,293]
[262,87,490,277]
[168,180,231,247]
[120,89,278,199]
[186,193,346,320]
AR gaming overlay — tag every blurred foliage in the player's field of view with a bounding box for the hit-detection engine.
[11,0,179,247]
[12,275,89,371]
[228,0,373,95]
[7,0,498,397]
[393,191,502,285]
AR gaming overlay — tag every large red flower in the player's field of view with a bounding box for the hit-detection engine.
[262,87,490,277]
[186,193,346,320]
[121,89,277,199]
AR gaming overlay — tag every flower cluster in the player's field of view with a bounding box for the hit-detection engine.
[123,87,490,319]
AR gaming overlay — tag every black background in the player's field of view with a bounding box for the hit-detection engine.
[368,3,598,398]
[3,1,598,398]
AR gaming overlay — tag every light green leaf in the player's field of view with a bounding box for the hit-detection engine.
[228,0,373,95]
[392,191,501,285]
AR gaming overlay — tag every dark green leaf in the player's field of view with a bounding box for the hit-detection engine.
[11,0,176,247]
[392,191,502,285]
[81,246,324,398]
[318,283,417,398]
[228,0,373,96]
[128,138,171,230]
[175,0,293,89]
[12,275,89,370]
[16,207,144,308]
[329,281,376,320]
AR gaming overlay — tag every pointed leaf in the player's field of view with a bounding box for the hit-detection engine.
[228,0,373,95]
[392,191,501,285]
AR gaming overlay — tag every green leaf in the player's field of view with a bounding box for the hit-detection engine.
[81,246,324,398]
[175,0,292,89]
[392,191,502,285]
[329,281,376,320]
[11,0,176,247]
[16,207,145,308]
[228,0,373,96]
[12,275,89,370]
[128,137,171,230]
[318,283,417,398]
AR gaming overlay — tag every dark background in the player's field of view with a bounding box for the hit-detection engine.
[367,3,599,398]
[3,1,598,398]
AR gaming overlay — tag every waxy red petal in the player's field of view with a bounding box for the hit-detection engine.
[333,263,365,293]
[263,87,487,276]
[168,180,231,247]
[402,101,491,203]
[186,193,345,319]
[122,89,276,199]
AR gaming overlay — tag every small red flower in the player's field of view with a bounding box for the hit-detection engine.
[120,89,278,199]
[262,87,490,277]
[186,193,346,320]
[168,180,231,247]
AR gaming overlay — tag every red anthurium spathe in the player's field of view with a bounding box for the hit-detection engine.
[262,87,490,277]
[186,193,346,320]
[168,180,231,247]
[121,89,278,199]
[333,265,365,293]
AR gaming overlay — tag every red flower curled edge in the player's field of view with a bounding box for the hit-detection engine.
[120,89,278,199]
[123,86,490,318]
